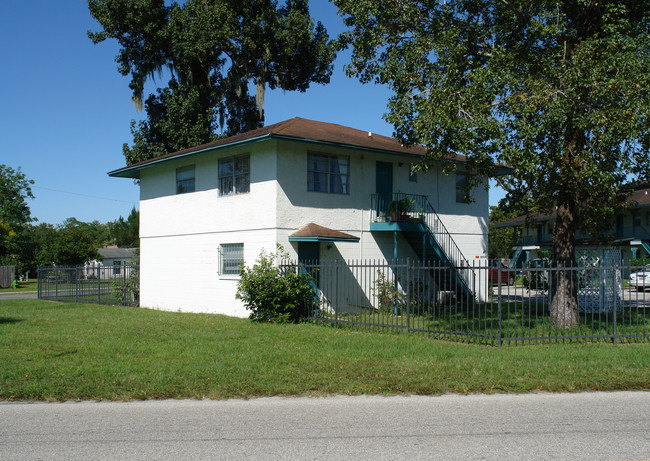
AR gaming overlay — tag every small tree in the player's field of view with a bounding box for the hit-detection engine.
[236,247,318,323]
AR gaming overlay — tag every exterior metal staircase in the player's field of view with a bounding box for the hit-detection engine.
[370,193,476,299]
[511,246,525,268]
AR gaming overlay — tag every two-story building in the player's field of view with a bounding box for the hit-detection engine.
[108,117,493,316]
[495,186,650,267]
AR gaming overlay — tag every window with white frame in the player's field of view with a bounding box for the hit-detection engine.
[307,153,350,194]
[176,165,195,194]
[219,154,250,196]
[219,243,244,275]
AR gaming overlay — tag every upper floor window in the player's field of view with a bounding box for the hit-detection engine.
[616,215,625,237]
[219,154,250,196]
[455,173,469,203]
[307,153,350,195]
[176,165,195,194]
[409,164,417,183]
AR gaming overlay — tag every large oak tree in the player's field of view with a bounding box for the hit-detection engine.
[89,0,336,164]
[335,0,650,326]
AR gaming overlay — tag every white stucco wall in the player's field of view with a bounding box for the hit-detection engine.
[136,137,489,315]
[274,139,487,262]
[139,143,280,316]
[139,228,276,316]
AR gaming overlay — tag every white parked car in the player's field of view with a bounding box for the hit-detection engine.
[628,265,650,291]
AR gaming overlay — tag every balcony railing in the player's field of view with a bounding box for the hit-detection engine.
[370,193,475,297]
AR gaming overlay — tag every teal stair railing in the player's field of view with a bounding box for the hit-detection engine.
[511,247,524,268]
[371,193,475,298]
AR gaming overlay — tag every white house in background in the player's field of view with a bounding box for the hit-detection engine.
[84,245,138,278]
[109,117,498,316]
[84,246,138,278]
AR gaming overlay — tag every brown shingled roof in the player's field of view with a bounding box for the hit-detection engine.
[141,117,432,166]
[629,187,650,207]
[289,223,359,241]
[109,117,471,178]
[494,186,650,228]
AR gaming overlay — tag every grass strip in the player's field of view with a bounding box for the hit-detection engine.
[0,280,37,293]
[1,299,648,401]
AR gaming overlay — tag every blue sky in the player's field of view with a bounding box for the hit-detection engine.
[0,1,503,226]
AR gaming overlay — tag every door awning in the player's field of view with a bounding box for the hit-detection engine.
[288,223,360,243]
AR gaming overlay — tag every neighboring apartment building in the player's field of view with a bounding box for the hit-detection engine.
[495,186,650,266]
[109,117,494,316]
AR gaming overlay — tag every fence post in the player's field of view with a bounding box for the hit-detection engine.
[613,284,618,345]
[123,262,127,305]
[406,258,410,333]
[98,266,101,305]
[335,262,339,329]
[75,266,79,303]
[497,267,503,347]
[37,266,41,299]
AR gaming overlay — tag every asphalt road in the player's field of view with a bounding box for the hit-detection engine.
[1,392,648,460]
[0,292,36,300]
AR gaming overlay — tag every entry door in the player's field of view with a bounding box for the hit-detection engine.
[298,242,320,287]
[298,242,320,264]
[376,161,393,215]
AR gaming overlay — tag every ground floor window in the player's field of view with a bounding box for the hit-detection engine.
[219,243,244,275]
[113,260,122,275]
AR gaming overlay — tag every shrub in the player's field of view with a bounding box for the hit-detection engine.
[236,247,318,323]
[373,270,405,314]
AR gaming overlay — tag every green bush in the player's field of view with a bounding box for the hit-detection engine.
[236,247,318,323]
[631,257,650,267]
[373,270,405,314]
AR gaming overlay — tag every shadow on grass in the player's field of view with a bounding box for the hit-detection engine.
[0,317,24,325]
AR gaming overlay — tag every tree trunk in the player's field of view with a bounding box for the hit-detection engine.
[550,122,582,328]
[550,199,580,328]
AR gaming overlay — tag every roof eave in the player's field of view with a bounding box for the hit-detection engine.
[108,130,505,180]
[107,133,274,179]
[288,236,360,243]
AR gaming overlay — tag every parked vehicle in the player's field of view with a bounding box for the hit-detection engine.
[488,259,512,285]
[628,265,650,291]
[524,258,550,291]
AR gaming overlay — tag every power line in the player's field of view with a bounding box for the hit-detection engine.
[32,186,136,204]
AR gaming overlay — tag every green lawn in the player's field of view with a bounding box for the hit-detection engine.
[0,279,37,293]
[0,299,648,401]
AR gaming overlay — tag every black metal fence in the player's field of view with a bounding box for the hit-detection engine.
[38,264,139,307]
[285,259,649,346]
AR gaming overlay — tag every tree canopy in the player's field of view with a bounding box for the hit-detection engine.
[89,0,336,165]
[0,165,34,262]
[0,165,34,230]
[335,0,650,325]
[109,207,139,248]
